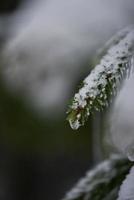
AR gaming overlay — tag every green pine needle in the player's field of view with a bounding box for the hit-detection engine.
[67,26,134,130]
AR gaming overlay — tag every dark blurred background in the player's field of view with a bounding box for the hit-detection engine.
[0,0,133,199]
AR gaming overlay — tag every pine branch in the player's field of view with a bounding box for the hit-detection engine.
[62,155,132,200]
[67,27,134,130]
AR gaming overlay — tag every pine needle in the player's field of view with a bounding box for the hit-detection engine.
[67,27,134,130]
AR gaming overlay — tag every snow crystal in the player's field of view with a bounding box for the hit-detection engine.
[68,27,134,129]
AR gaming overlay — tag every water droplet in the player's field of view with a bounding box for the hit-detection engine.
[69,119,80,130]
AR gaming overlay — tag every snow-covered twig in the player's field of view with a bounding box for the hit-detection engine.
[62,155,132,200]
[67,26,134,130]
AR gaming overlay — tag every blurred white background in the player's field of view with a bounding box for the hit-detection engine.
[2,0,134,117]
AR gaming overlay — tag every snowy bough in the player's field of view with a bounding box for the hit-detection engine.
[67,26,134,130]
[64,26,134,200]
[63,156,132,200]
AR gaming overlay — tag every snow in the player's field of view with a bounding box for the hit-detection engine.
[69,27,134,129]
[63,155,124,200]
[109,71,134,161]
[118,166,134,200]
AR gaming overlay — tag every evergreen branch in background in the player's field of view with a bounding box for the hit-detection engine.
[62,155,132,200]
[67,27,134,130]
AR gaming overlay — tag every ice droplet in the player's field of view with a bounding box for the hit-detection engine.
[69,119,80,130]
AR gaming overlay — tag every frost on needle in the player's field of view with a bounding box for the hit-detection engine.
[67,26,134,130]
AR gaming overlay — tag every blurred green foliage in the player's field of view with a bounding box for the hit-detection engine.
[0,75,93,158]
[0,0,23,13]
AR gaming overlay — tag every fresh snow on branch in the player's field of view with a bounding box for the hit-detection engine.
[62,155,132,200]
[67,26,134,130]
